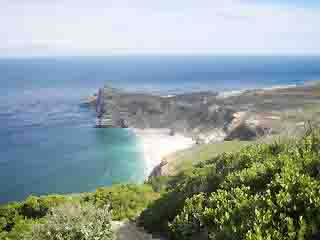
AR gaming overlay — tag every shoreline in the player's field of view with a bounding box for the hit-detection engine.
[96,81,320,179]
[131,128,195,178]
[216,83,301,98]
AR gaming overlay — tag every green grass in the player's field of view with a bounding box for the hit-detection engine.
[165,141,251,175]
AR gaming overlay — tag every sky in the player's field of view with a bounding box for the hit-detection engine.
[1,0,320,56]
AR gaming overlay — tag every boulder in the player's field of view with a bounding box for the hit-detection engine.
[225,123,266,141]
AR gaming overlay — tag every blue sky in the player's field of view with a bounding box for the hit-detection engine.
[257,0,320,7]
[1,0,320,56]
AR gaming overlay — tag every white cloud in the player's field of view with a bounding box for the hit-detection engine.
[0,0,319,56]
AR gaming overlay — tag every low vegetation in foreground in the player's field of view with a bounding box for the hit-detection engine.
[163,140,251,175]
[1,128,320,240]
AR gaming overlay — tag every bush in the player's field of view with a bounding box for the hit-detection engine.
[0,218,36,240]
[139,166,222,233]
[3,128,320,240]
[0,195,77,239]
[25,202,114,240]
[146,175,172,192]
[0,202,23,233]
[168,130,320,240]
[84,184,160,220]
[21,194,72,219]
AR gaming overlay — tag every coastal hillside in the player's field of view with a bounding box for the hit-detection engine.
[140,127,320,240]
[91,87,234,143]
[88,84,320,181]
[2,0,320,238]
[2,126,320,240]
[149,140,251,177]
[89,85,320,144]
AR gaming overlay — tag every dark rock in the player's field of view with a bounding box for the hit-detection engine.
[225,123,266,141]
[148,161,168,179]
[119,119,128,128]
[94,86,233,132]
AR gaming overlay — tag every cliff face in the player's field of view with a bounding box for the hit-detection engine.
[94,87,237,138]
[92,85,320,142]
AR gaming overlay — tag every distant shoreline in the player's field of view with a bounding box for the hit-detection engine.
[216,83,302,99]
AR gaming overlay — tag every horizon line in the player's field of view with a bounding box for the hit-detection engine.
[2,52,320,59]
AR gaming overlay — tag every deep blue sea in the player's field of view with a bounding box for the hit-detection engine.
[1,55,320,204]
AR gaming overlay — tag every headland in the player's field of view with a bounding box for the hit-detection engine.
[86,83,320,178]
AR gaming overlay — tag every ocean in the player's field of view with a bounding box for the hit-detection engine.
[1,55,320,204]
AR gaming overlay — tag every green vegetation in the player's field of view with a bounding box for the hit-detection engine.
[0,195,75,240]
[83,184,160,221]
[2,129,320,239]
[0,185,158,240]
[165,141,251,174]
[141,129,320,240]
[25,203,113,240]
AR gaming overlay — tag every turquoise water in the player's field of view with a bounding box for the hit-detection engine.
[1,55,320,204]
[0,84,145,204]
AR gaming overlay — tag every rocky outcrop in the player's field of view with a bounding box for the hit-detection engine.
[148,161,168,178]
[95,87,124,128]
[225,123,266,141]
[224,111,271,141]
[94,86,236,136]
[92,86,304,141]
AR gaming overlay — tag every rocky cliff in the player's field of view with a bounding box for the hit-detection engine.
[91,85,320,142]
[93,87,239,140]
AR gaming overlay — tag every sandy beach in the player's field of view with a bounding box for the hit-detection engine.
[131,128,195,177]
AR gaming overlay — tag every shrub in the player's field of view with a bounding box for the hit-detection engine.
[84,184,160,220]
[168,193,206,240]
[0,202,23,233]
[146,175,172,192]
[168,130,320,240]
[139,166,222,233]
[21,194,71,219]
[25,202,114,240]
[3,128,320,240]
[0,195,78,239]
[0,218,37,240]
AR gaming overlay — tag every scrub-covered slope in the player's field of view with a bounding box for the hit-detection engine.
[140,128,320,240]
[2,128,320,240]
